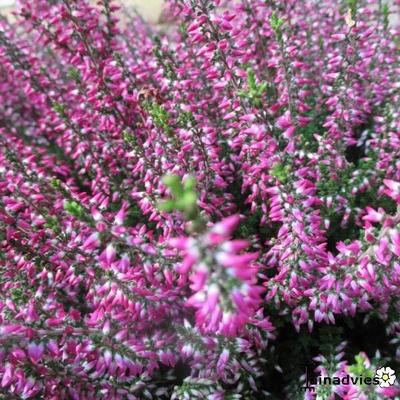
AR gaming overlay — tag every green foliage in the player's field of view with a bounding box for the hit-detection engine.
[172,378,224,400]
[177,110,196,127]
[382,4,390,30]
[317,149,397,224]
[270,12,284,42]
[178,23,188,39]
[270,12,284,32]
[238,67,268,108]
[10,287,29,304]
[64,200,86,220]
[354,187,397,214]
[123,131,137,145]
[127,205,153,228]
[50,178,61,189]
[159,175,198,220]
[162,175,185,199]
[347,0,358,15]
[348,354,374,379]
[153,38,178,80]
[44,215,61,234]
[144,102,174,135]
[67,67,81,82]
[317,163,352,199]
[52,102,66,117]
[298,103,326,152]
[271,162,291,183]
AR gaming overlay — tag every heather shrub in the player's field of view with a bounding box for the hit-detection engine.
[0,0,399,398]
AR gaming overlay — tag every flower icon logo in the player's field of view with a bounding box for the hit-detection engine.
[375,367,396,388]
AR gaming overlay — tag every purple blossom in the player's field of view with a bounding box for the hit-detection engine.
[0,0,398,398]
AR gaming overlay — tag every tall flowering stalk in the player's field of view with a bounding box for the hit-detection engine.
[170,214,264,336]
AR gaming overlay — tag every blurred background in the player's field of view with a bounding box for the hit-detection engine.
[0,0,164,22]
[0,1,398,27]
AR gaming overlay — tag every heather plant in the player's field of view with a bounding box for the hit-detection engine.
[0,0,399,399]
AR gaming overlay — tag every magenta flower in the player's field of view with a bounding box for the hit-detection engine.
[0,0,398,397]
[170,215,264,336]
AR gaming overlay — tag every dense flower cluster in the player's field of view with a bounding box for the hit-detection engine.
[170,214,266,336]
[0,0,399,398]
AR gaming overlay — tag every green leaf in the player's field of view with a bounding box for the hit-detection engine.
[163,175,184,197]
[123,131,136,145]
[64,200,85,220]
[271,162,290,183]
[258,82,268,94]
[159,175,199,221]
[247,67,257,91]
[158,199,176,212]
[183,176,196,192]
[176,191,197,210]
[67,67,81,82]
[52,102,66,116]
[270,11,284,31]
[50,178,61,189]
[382,4,389,29]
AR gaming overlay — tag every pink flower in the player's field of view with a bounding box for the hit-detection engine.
[216,349,230,376]
[82,232,100,252]
[362,207,384,223]
[0,0,399,396]
[27,343,44,364]
[99,244,116,266]
[384,180,400,202]
[172,215,264,335]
